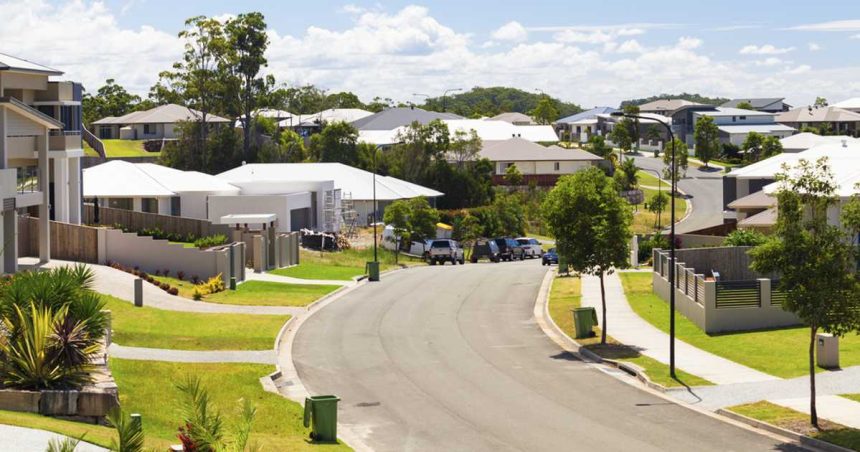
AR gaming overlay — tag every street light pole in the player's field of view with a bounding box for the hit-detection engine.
[442,88,462,112]
[612,112,677,379]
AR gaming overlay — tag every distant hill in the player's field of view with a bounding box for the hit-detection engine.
[621,93,729,107]
[421,87,582,120]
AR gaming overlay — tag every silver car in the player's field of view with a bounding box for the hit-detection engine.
[428,239,466,265]
[515,237,543,259]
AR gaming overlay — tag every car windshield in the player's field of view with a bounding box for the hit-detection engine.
[529,239,540,245]
[549,248,556,253]
[431,241,450,248]
[516,239,529,245]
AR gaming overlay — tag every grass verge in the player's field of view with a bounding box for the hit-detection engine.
[99,139,159,158]
[272,248,423,281]
[153,276,340,307]
[729,401,860,451]
[0,410,121,449]
[619,272,860,378]
[843,394,860,403]
[103,295,287,350]
[548,275,712,388]
[111,359,350,450]
[636,170,670,189]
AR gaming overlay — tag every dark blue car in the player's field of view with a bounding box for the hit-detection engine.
[542,248,558,266]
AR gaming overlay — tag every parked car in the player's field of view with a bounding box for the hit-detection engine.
[542,248,559,266]
[516,237,543,259]
[470,239,501,263]
[428,239,465,265]
[493,237,525,261]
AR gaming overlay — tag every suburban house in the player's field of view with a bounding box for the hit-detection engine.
[669,106,794,147]
[491,112,537,125]
[554,107,617,142]
[357,118,558,146]
[91,103,231,140]
[778,132,857,153]
[0,53,85,273]
[352,106,461,131]
[600,112,673,151]
[83,160,241,219]
[720,98,791,113]
[287,108,374,135]
[833,97,860,113]
[776,106,860,137]
[216,162,443,228]
[638,99,704,117]
[476,137,602,186]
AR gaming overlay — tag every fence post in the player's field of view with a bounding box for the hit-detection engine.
[134,278,143,307]
[758,278,771,308]
[704,280,717,330]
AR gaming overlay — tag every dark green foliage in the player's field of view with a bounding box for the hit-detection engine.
[621,93,729,107]
[194,234,230,249]
[723,229,767,247]
[638,234,669,263]
[421,86,581,118]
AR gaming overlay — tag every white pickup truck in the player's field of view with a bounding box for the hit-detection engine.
[427,239,465,265]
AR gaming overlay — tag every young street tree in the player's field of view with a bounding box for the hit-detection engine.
[530,96,559,125]
[646,191,668,228]
[693,115,720,168]
[225,12,270,162]
[749,157,860,428]
[741,131,764,162]
[542,167,633,344]
[383,199,412,263]
[662,137,689,184]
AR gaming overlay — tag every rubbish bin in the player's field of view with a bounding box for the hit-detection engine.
[366,261,380,282]
[816,333,839,369]
[572,307,598,339]
[303,395,340,442]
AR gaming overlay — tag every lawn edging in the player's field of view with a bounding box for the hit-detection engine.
[533,269,670,393]
[716,408,854,452]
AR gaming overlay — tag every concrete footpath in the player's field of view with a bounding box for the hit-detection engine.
[109,343,276,364]
[0,424,106,452]
[579,271,860,429]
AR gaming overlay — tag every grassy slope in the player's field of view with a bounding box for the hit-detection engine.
[111,359,350,451]
[548,275,711,388]
[729,401,860,450]
[0,410,127,449]
[636,170,670,189]
[619,272,860,378]
[86,139,159,158]
[631,186,687,234]
[153,276,339,307]
[272,248,423,281]
[103,295,287,350]
[843,394,860,403]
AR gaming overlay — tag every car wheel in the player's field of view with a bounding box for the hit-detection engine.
[470,257,477,264]
[430,259,437,266]
[451,257,457,265]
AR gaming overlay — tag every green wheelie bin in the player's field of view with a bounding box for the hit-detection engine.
[572,307,598,339]
[366,261,380,282]
[303,395,340,442]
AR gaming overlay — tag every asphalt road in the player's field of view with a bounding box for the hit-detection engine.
[632,154,725,234]
[293,260,798,452]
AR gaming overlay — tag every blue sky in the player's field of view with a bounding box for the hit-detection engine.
[5,1,860,107]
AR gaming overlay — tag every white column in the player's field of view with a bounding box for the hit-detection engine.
[3,211,16,274]
[53,157,69,223]
[132,197,143,212]
[0,108,7,168]
[68,157,81,225]
[157,197,171,216]
[38,130,50,263]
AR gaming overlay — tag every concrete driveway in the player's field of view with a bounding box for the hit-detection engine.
[632,154,725,234]
[292,260,798,451]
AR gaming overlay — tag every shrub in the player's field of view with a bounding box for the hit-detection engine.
[192,288,203,301]
[194,234,229,249]
[163,269,170,277]
[0,265,106,389]
[638,234,670,264]
[160,282,170,290]
[177,271,185,281]
[723,229,767,247]
[168,287,179,296]
[191,276,200,285]
[154,270,162,277]
[204,274,225,294]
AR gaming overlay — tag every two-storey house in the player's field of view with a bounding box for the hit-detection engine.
[0,53,84,273]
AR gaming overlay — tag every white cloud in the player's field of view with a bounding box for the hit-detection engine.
[3,2,858,109]
[339,4,364,15]
[553,27,644,44]
[787,19,860,31]
[808,43,821,51]
[739,44,795,55]
[755,57,783,66]
[491,21,527,42]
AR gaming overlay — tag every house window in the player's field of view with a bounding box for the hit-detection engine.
[141,198,158,213]
[108,198,132,210]
[499,162,514,173]
[732,116,736,122]
[739,116,747,120]
[143,124,155,135]
[554,162,560,171]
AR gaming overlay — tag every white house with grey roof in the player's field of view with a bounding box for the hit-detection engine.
[720,98,791,113]
[690,107,795,146]
[91,103,231,140]
[474,137,601,186]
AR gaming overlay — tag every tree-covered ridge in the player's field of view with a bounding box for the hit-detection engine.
[420,87,582,120]
[620,92,729,107]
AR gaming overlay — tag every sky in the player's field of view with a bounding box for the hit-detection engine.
[4,0,860,108]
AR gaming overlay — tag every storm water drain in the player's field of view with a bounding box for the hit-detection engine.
[355,402,381,408]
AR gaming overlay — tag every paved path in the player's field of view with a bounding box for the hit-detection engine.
[633,154,725,234]
[246,270,353,286]
[579,272,777,384]
[41,260,304,316]
[292,260,795,451]
[772,396,860,429]
[0,424,106,452]
[109,343,276,364]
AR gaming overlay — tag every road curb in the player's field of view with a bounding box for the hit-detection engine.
[532,271,804,449]
[716,409,853,452]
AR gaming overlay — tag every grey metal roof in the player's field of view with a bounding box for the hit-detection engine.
[491,112,536,125]
[479,138,602,162]
[92,103,231,125]
[721,98,785,109]
[351,107,462,131]
[0,97,63,128]
[556,107,617,124]
[0,53,63,75]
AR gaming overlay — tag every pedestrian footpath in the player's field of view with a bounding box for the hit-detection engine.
[0,424,106,452]
[109,343,276,364]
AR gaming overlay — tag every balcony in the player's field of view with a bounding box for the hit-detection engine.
[15,166,42,208]
[49,130,82,151]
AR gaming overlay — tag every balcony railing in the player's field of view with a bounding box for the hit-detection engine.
[16,167,40,194]
[49,130,82,151]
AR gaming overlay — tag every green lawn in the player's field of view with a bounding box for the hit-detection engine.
[631,186,687,234]
[636,170,670,189]
[103,295,287,350]
[548,275,711,388]
[729,401,860,451]
[111,359,351,451]
[619,272,860,378]
[272,247,423,281]
[844,394,860,403]
[85,139,160,158]
[153,276,340,307]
